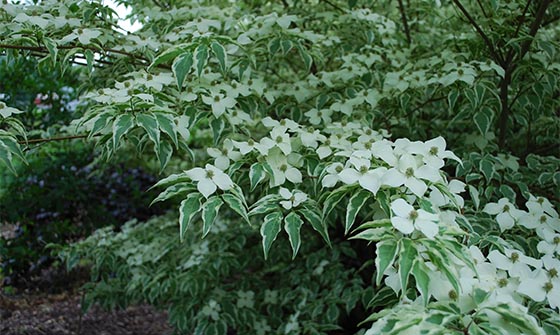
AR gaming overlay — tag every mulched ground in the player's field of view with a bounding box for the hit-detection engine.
[0,291,173,335]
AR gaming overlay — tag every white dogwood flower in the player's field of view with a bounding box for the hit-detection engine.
[202,92,236,117]
[382,154,441,197]
[279,188,308,210]
[207,139,242,170]
[483,198,524,231]
[339,155,386,195]
[390,198,439,238]
[184,164,234,198]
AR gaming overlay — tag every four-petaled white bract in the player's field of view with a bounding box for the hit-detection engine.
[390,198,439,239]
[279,188,308,210]
[483,198,524,231]
[338,155,387,195]
[184,164,234,198]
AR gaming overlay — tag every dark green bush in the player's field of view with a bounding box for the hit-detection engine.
[0,141,167,288]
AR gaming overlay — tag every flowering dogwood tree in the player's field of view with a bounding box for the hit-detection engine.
[1,0,559,334]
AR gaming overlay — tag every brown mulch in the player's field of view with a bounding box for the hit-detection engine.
[0,292,174,335]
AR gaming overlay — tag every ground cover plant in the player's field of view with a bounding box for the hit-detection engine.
[1,0,559,334]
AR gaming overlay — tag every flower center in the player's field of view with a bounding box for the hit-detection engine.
[537,197,544,204]
[335,165,343,173]
[553,236,560,245]
[206,170,215,178]
[280,164,288,172]
[548,268,558,278]
[429,146,438,156]
[448,290,458,300]
[275,136,283,144]
[540,215,547,223]
[405,167,414,178]
[409,210,418,220]
[214,95,221,102]
[509,252,519,263]
[543,281,553,293]
[359,165,368,174]
[247,139,254,146]
[502,205,510,212]
[497,278,508,287]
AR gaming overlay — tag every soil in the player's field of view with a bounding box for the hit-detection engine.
[0,291,174,335]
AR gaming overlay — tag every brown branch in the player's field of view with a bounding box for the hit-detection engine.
[475,0,489,18]
[506,0,533,64]
[498,0,552,148]
[397,0,412,45]
[451,0,505,66]
[321,0,344,12]
[517,0,551,62]
[18,134,91,145]
[0,43,149,63]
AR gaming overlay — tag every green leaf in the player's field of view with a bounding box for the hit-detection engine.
[260,211,283,259]
[222,193,249,224]
[345,189,371,234]
[150,172,191,190]
[412,261,430,305]
[249,163,267,191]
[210,117,225,145]
[89,112,113,138]
[202,196,224,238]
[375,239,398,285]
[43,37,58,66]
[0,135,25,161]
[298,208,330,246]
[469,185,480,210]
[154,112,179,148]
[0,143,16,174]
[156,140,173,171]
[425,247,460,294]
[151,182,195,205]
[179,193,203,242]
[172,52,193,90]
[136,113,160,145]
[284,212,304,259]
[268,38,281,55]
[149,45,186,70]
[248,194,281,216]
[473,107,493,135]
[195,44,209,77]
[322,185,351,219]
[498,184,516,203]
[398,238,417,296]
[479,156,496,181]
[296,43,312,72]
[112,114,134,151]
[84,49,94,73]
[281,39,293,54]
[210,41,227,73]
[484,305,543,335]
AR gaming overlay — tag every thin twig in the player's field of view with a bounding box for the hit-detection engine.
[476,0,489,18]
[397,0,412,45]
[451,0,505,65]
[321,0,345,12]
[517,0,551,62]
[18,134,90,145]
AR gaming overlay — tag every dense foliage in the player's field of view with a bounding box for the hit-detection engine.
[0,141,165,287]
[1,0,559,334]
